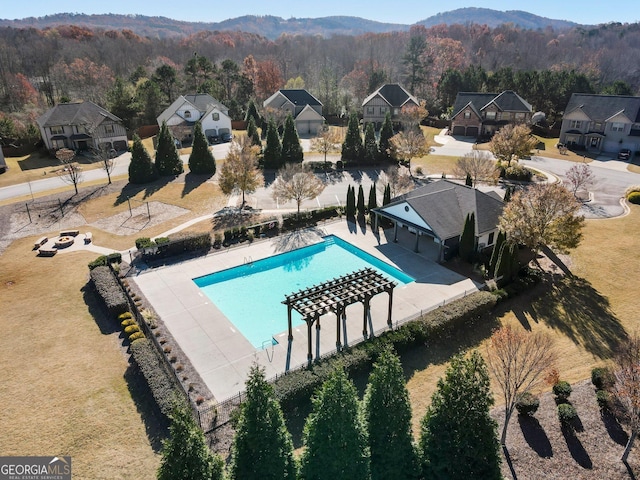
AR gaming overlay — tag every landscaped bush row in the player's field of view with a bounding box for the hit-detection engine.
[90,266,128,316]
[137,232,212,260]
[88,252,123,270]
[273,291,497,408]
[130,338,184,416]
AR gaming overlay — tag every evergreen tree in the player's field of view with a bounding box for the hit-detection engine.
[188,122,216,175]
[300,367,369,480]
[230,364,296,480]
[368,184,378,211]
[378,112,394,162]
[362,348,420,480]
[488,230,506,277]
[263,118,283,169]
[128,134,157,184]
[458,212,475,263]
[503,185,513,202]
[245,99,261,126]
[341,112,363,164]
[155,121,183,176]
[508,243,520,280]
[494,242,512,287]
[363,122,379,164]
[246,116,262,149]
[465,173,473,187]
[281,113,304,163]
[357,184,366,216]
[346,185,356,218]
[383,183,392,205]
[419,351,501,480]
[157,403,225,480]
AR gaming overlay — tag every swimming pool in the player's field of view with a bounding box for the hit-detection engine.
[193,235,414,348]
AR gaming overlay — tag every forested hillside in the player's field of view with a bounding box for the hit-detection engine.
[1,20,639,142]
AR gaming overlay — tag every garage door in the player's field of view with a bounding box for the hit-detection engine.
[466,126,479,137]
[452,125,465,135]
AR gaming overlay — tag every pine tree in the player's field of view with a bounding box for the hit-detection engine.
[368,184,378,211]
[458,212,476,262]
[157,403,225,480]
[346,185,356,218]
[362,348,420,480]
[188,122,216,175]
[263,118,283,169]
[357,184,366,216]
[128,134,157,184]
[383,183,391,205]
[341,112,363,164]
[419,351,501,480]
[156,120,183,176]
[379,112,394,162]
[363,122,379,164]
[245,99,261,126]
[246,116,262,149]
[488,230,506,277]
[230,364,297,480]
[281,113,303,163]
[300,367,369,480]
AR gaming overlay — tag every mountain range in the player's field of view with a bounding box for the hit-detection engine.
[0,8,583,39]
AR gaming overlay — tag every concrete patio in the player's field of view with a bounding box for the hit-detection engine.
[131,220,481,402]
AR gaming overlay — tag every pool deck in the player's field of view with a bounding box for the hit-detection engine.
[131,220,481,402]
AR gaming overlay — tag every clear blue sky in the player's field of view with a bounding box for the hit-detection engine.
[2,0,638,26]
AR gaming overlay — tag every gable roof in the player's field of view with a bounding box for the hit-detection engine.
[183,93,229,113]
[452,91,532,118]
[37,101,121,128]
[363,84,418,108]
[563,93,640,123]
[378,180,504,240]
[276,89,322,107]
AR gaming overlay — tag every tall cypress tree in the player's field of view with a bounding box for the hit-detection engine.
[263,118,283,169]
[362,348,420,480]
[128,134,157,184]
[458,212,476,262]
[281,113,304,163]
[368,183,378,211]
[378,112,394,162]
[300,367,369,480]
[363,122,379,164]
[245,99,261,126]
[419,351,501,480]
[357,184,366,216]
[156,120,183,176]
[488,230,506,277]
[246,116,262,149]
[494,241,512,287]
[383,183,391,205]
[465,173,473,187]
[341,112,363,164]
[157,403,225,480]
[188,122,216,174]
[230,365,297,480]
[346,185,356,218]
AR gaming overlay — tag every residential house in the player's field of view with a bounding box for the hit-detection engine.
[450,90,533,138]
[362,83,419,128]
[157,93,232,146]
[559,93,640,154]
[263,89,324,135]
[372,180,504,261]
[36,101,128,154]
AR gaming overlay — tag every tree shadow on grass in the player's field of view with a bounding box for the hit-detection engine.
[518,415,553,457]
[528,276,628,359]
[182,172,213,198]
[81,282,120,335]
[114,176,173,206]
[561,424,593,469]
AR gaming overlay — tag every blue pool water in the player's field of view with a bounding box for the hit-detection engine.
[193,235,414,348]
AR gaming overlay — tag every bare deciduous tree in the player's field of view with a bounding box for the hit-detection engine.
[613,334,640,462]
[310,125,344,164]
[398,101,429,131]
[55,147,83,194]
[272,163,325,215]
[486,325,556,446]
[377,165,414,199]
[389,130,429,178]
[454,150,500,187]
[218,136,263,207]
[564,163,595,199]
[489,124,539,166]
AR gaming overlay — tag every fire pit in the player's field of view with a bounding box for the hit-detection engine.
[54,236,75,249]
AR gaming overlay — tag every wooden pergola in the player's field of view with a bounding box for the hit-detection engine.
[282,268,396,369]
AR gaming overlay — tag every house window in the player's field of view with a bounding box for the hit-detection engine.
[611,122,625,132]
[212,112,219,121]
[594,122,603,130]
[367,107,374,115]
[464,111,471,119]
[515,112,525,120]
[104,124,115,134]
[50,126,64,135]
[184,110,191,119]
[488,232,495,245]
[379,107,387,114]
[570,120,582,129]
[52,139,66,149]
[485,111,496,120]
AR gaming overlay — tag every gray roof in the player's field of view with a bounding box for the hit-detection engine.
[564,93,640,122]
[452,91,532,118]
[37,101,121,128]
[381,180,504,240]
[278,89,322,106]
[363,83,418,108]
[183,93,229,113]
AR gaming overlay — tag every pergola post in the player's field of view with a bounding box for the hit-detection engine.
[335,306,342,350]
[362,297,370,339]
[306,319,313,367]
[287,303,293,341]
[414,231,420,252]
[315,317,321,361]
[387,288,394,329]
[342,310,348,348]
[393,222,398,242]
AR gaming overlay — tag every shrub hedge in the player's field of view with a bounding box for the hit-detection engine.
[90,266,128,316]
[273,291,497,408]
[129,338,183,416]
[88,252,123,270]
[139,232,212,260]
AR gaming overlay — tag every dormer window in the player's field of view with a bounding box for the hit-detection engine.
[184,110,191,119]
[212,112,219,121]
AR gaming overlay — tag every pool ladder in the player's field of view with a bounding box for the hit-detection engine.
[243,256,253,265]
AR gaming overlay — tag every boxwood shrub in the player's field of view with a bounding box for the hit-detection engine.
[124,325,140,335]
[129,331,145,342]
[591,366,615,390]
[130,338,183,416]
[90,266,128,316]
[627,191,640,204]
[557,403,578,425]
[515,392,540,416]
[553,380,573,402]
[88,252,123,270]
[274,291,497,408]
